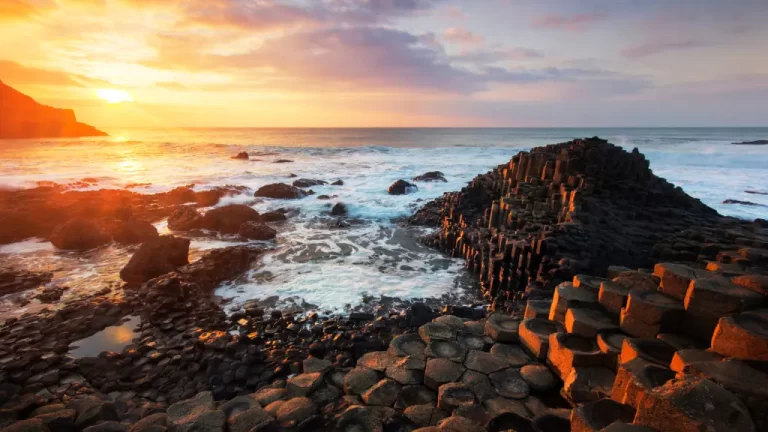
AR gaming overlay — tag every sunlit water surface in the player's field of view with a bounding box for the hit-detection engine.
[1,128,766,317]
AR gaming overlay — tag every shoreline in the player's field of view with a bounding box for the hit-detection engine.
[0,137,766,431]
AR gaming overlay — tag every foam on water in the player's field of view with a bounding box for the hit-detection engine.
[1,128,767,315]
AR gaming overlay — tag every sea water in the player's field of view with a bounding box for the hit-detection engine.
[1,128,766,316]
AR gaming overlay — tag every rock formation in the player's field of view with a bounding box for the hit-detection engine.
[0,80,107,139]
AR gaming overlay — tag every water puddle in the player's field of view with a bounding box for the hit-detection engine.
[68,315,141,358]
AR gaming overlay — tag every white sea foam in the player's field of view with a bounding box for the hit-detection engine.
[1,128,767,315]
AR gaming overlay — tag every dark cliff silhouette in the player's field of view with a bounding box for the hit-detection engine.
[0,80,107,139]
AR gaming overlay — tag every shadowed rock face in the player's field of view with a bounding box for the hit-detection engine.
[0,80,107,139]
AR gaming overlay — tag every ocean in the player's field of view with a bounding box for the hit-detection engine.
[1,127,767,316]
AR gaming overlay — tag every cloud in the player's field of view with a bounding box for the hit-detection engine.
[531,13,603,32]
[442,27,483,45]
[181,0,318,30]
[0,0,41,21]
[0,60,83,86]
[452,46,543,64]
[621,40,710,58]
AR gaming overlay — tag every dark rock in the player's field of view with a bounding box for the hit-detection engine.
[201,204,261,234]
[274,159,293,164]
[292,179,327,188]
[261,210,289,222]
[331,203,348,216]
[331,180,344,186]
[167,206,204,231]
[232,152,250,160]
[733,140,768,145]
[723,199,766,207]
[413,171,447,182]
[112,220,159,244]
[388,180,418,195]
[119,235,190,284]
[194,190,220,207]
[255,184,307,199]
[50,219,110,250]
[238,222,276,240]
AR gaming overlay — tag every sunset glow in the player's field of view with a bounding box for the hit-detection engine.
[1,1,767,127]
[96,89,134,104]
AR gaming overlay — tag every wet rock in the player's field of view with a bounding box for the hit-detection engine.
[275,397,316,423]
[302,357,332,374]
[0,419,47,432]
[0,269,52,296]
[331,180,344,186]
[330,203,348,216]
[362,379,401,406]
[357,351,394,372]
[292,179,327,188]
[387,180,418,195]
[50,219,110,251]
[343,367,380,395]
[519,364,557,392]
[252,388,288,407]
[83,421,129,432]
[201,204,260,234]
[489,344,530,367]
[335,406,383,432]
[112,220,158,244]
[72,397,118,429]
[408,303,437,327]
[128,413,166,432]
[418,322,456,344]
[232,152,249,160]
[488,368,530,399]
[425,340,467,363]
[255,184,307,199]
[287,372,324,397]
[460,370,497,402]
[424,358,465,391]
[260,210,288,222]
[119,235,190,285]
[166,392,224,432]
[227,407,271,432]
[238,222,276,240]
[437,383,475,412]
[413,172,446,182]
[464,351,509,375]
[167,206,204,231]
[484,314,520,343]
[388,334,426,360]
[386,358,425,385]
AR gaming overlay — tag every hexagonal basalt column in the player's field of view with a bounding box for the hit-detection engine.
[519,318,565,361]
[546,332,604,381]
[484,314,521,343]
[570,398,635,432]
[619,338,676,368]
[620,290,683,339]
[599,281,631,315]
[549,284,598,323]
[565,307,619,338]
[710,310,768,361]
[610,358,675,408]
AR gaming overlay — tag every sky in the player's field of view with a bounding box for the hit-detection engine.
[1,0,768,128]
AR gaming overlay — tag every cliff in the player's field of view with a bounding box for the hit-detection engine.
[0,80,107,139]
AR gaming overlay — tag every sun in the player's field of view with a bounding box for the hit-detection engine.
[96,89,134,104]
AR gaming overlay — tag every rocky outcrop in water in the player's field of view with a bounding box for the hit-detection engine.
[388,180,418,195]
[733,140,768,145]
[255,183,307,199]
[292,179,327,188]
[0,80,107,139]
[201,204,261,234]
[50,219,111,251]
[119,235,190,285]
[413,171,447,182]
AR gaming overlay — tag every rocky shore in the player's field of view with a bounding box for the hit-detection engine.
[1,137,767,431]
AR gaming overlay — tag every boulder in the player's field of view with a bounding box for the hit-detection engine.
[260,210,289,222]
[292,179,327,188]
[201,204,260,234]
[343,367,380,395]
[330,202,348,216]
[275,397,316,423]
[287,372,324,397]
[50,219,110,250]
[166,392,225,432]
[387,180,418,195]
[254,183,307,199]
[194,190,220,207]
[232,152,249,160]
[238,222,276,240]
[331,180,344,186]
[413,171,446,182]
[119,235,190,284]
[437,383,475,412]
[167,206,204,231]
[112,220,158,244]
[362,379,401,406]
